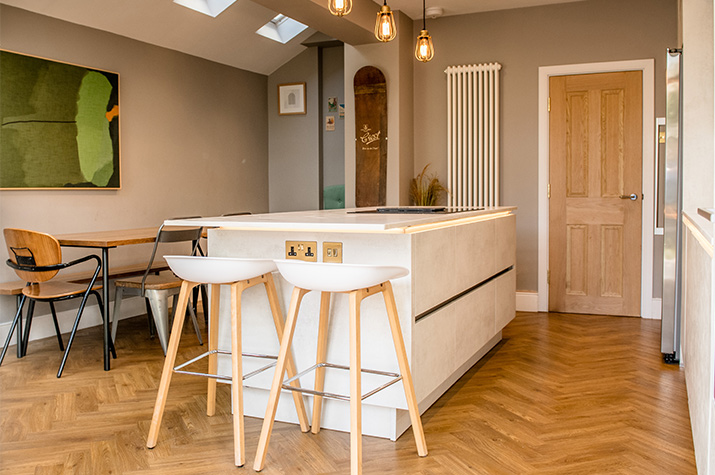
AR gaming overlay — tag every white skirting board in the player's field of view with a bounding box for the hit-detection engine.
[0,298,147,351]
[517,291,663,319]
[516,291,538,312]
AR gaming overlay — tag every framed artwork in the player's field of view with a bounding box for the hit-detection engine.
[0,50,120,189]
[278,83,306,115]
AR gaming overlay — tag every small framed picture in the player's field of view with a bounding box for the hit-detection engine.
[326,116,335,131]
[328,96,338,112]
[278,82,306,115]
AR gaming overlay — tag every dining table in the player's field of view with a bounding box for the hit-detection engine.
[55,227,161,371]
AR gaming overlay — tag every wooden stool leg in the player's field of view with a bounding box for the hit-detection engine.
[312,291,331,434]
[382,282,428,457]
[207,284,221,416]
[264,273,310,432]
[253,286,309,472]
[349,290,363,475]
[147,281,196,448]
[230,283,245,467]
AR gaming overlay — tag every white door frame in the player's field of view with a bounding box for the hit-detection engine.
[537,59,656,317]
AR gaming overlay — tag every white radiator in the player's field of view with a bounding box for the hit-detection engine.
[445,62,502,207]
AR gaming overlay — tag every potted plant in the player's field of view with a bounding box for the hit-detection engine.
[409,164,447,206]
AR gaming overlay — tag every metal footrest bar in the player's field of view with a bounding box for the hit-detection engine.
[281,362,402,402]
[173,349,277,381]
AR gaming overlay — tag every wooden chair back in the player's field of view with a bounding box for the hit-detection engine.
[3,228,62,283]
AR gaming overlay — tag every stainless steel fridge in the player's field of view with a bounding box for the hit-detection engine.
[661,48,682,364]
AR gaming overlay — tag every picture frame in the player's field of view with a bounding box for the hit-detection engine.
[278,82,306,115]
[0,49,121,189]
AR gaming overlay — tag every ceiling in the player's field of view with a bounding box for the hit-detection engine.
[0,0,586,75]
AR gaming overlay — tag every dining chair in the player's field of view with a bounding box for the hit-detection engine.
[0,228,116,377]
[111,224,203,354]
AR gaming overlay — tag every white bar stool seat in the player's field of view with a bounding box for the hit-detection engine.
[254,260,428,474]
[146,255,310,467]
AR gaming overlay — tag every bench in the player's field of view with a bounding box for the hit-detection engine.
[0,260,171,296]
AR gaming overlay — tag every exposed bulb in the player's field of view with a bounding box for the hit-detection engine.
[415,30,434,62]
[374,3,396,42]
[328,0,352,17]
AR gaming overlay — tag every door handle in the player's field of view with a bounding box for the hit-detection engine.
[619,193,638,201]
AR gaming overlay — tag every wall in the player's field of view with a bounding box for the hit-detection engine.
[0,6,269,337]
[680,0,715,472]
[344,12,414,207]
[411,0,677,291]
[268,48,320,212]
[322,46,345,190]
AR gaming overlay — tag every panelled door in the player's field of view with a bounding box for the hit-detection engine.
[549,71,642,316]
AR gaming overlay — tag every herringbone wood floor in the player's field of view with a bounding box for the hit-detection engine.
[0,312,696,474]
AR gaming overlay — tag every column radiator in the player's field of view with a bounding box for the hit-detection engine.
[445,62,502,207]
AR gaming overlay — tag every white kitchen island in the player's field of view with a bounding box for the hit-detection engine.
[166,207,516,440]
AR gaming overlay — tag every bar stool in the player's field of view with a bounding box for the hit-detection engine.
[146,256,310,467]
[254,260,428,474]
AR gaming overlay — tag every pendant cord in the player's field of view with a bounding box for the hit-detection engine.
[423,0,426,30]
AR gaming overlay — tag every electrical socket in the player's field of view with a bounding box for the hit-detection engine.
[285,241,317,262]
[323,242,343,263]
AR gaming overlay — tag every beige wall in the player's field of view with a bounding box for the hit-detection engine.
[411,0,678,291]
[267,48,320,212]
[0,6,269,324]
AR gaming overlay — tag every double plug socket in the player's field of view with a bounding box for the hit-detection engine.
[285,241,342,263]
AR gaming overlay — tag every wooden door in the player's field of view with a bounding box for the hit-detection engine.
[549,71,642,316]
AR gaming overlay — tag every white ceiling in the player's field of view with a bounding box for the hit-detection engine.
[0,0,586,75]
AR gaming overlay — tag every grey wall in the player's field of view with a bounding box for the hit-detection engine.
[0,6,269,322]
[268,48,320,212]
[411,0,678,291]
[322,46,345,190]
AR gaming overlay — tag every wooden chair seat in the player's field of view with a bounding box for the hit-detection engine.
[22,281,102,300]
[114,273,181,291]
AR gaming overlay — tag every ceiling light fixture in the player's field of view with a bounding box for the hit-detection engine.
[415,0,435,62]
[374,0,397,42]
[328,0,352,17]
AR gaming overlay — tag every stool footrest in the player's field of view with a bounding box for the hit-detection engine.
[282,362,402,402]
[173,350,278,381]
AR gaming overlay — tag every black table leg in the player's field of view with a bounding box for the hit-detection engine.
[102,247,111,371]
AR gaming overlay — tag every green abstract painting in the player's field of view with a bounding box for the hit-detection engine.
[0,50,120,189]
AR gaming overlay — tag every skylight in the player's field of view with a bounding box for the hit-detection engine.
[256,14,309,44]
[173,0,236,18]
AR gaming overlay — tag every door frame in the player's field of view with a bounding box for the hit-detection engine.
[537,59,656,317]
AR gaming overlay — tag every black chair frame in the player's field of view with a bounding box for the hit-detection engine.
[0,253,117,377]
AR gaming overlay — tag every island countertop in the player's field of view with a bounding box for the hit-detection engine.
[163,205,516,440]
[165,206,516,232]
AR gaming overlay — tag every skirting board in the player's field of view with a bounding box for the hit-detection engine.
[0,298,147,350]
[517,291,662,319]
[516,291,538,312]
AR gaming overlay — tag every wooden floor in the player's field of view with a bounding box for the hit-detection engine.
[0,311,696,474]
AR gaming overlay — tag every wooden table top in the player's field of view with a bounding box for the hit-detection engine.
[55,225,206,248]
[55,227,159,248]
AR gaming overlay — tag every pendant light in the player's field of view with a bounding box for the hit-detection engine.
[328,0,351,17]
[415,0,434,62]
[374,0,397,42]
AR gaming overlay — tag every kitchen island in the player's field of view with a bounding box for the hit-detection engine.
[166,207,516,440]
